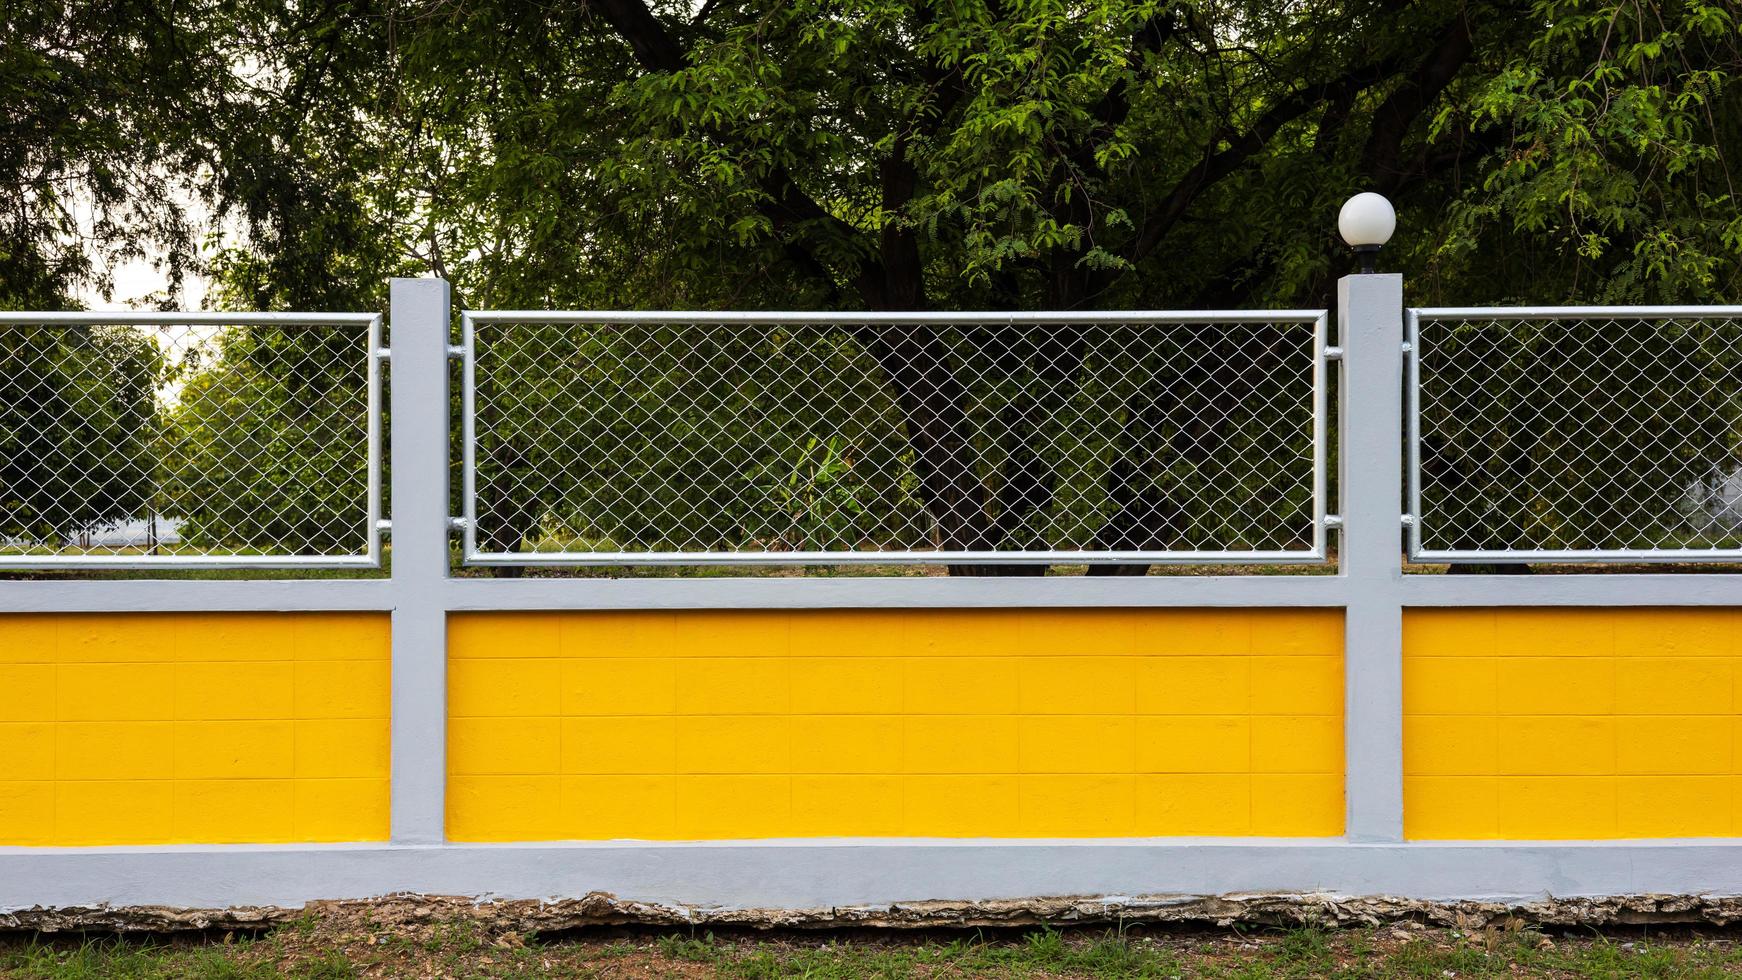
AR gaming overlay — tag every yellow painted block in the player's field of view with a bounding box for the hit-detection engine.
[54,663,174,721]
[1615,717,1732,775]
[1134,716,1250,773]
[172,721,294,779]
[1135,773,1250,835]
[675,716,791,773]
[56,780,173,844]
[1496,658,1615,715]
[449,717,562,775]
[560,658,677,715]
[788,611,899,660]
[0,616,56,663]
[560,716,677,774]
[1251,716,1343,773]
[561,775,676,839]
[1404,657,1497,715]
[1133,610,1252,656]
[173,779,295,843]
[56,616,177,663]
[1019,610,1138,656]
[903,775,1020,836]
[447,775,562,841]
[788,716,903,773]
[674,658,790,714]
[1250,656,1341,714]
[1403,716,1497,776]
[1617,776,1732,836]
[1497,777,1616,839]
[1404,776,1500,839]
[448,660,559,717]
[1018,716,1135,773]
[1613,610,1735,657]
[1248,610,1342,655]
[294,660,389,719]
[1615,658,1733,715]
[0,665,56,722]
[444,609,1347,841]
[293,613,390,661]
[901,716,1019,774]
[789,658,904,714]
[55,722,174,780]
[176,614,295,663]
[295,719,390,778]
[1019,774,1135,837]
[292,778,388,841]
[174,662,294,720]
[1135,657,1250,714]
[446,612,560,658]
[900,610,1008,657]
[674,775,791,838]
[685,612,792,658]
[1019,658,1135,714]
[1497,717,1614,775]
[0,781,55,844]
[1250,773,1343,836]
[1404,610,1494,657]
[0,724,53,780]
[1492,610,1614,657]
[903,658,1019,714]
[791,775,904,836]
[559,611,680,658]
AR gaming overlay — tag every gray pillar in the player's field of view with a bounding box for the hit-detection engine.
[389,277,451,844]
[1339,273,1406,842]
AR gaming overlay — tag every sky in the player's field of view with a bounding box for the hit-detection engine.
[81,257,208,312]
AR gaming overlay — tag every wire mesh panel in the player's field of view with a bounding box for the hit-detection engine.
[462,311,1329,566]
[0,312,382,568]
[1408,307,1742,562]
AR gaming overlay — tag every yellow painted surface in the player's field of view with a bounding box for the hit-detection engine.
[1403,609,1742,840]
[446,609,1345,841]
[0,614,390,845]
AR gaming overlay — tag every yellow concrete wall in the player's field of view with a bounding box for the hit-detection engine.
[0,613,390,845]
[447,609,1344,841]
[1404,609,1742,840]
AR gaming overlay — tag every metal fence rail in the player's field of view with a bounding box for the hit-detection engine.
[0,312,383,568]
[1407,307,1742,563]
[461,310,1330,566]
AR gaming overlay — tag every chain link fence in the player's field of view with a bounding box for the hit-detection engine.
[461,311,1329,567]
[0,313,382,567]
[1408,307,1742,562]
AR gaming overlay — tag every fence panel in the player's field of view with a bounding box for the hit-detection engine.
[1407,307,1742,563]
[461,311,1330,566]
[0,312,383,568]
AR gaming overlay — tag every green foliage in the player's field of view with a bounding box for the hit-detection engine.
[4,0,1738,570]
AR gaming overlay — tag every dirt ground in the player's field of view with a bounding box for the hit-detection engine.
[9,896,1742,977]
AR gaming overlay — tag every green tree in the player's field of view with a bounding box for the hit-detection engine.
[8,0,1740,571]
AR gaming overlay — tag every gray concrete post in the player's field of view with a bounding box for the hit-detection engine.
[389,277,451,844]
[1339,273,1406,842]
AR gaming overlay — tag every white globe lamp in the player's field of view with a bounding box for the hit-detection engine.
[1338,192,1396,273]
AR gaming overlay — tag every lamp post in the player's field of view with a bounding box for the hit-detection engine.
[1338,192,1396,273]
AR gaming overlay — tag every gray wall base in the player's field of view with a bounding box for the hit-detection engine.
[5,839,1742,912]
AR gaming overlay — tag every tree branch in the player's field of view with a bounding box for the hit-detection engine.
[1122,56,1408,267]
[1360,9,1476,193]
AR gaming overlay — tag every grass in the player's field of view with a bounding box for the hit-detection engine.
[9,912,1742,979]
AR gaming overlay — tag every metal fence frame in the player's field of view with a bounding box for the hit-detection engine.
[0,310,386,569]
[459,309,1333,567]
[1405,305,1742,564]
